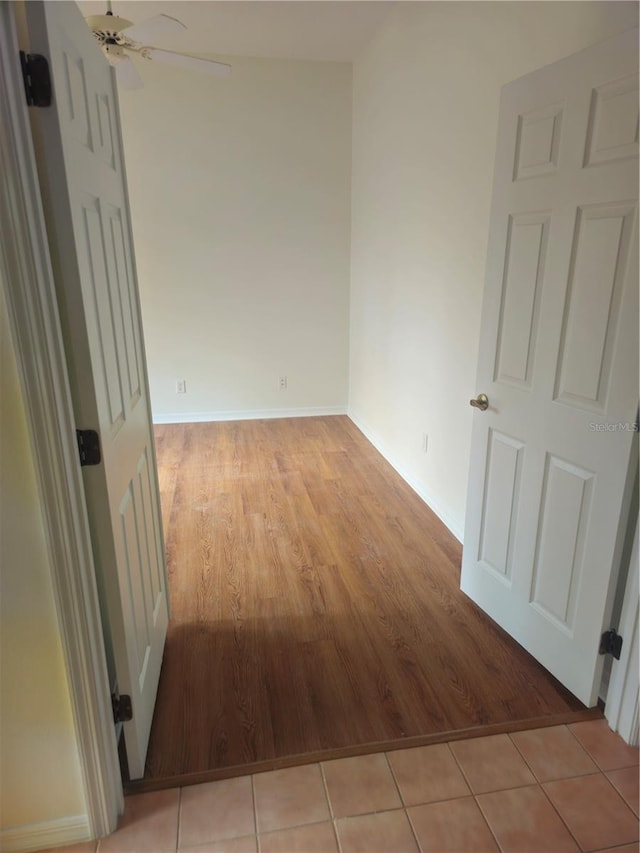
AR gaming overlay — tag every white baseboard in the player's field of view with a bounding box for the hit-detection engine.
[152,406,348,425]
[0,814,91,852]
[348,411,464,543]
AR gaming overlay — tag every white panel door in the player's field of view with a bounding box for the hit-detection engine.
[462,28,638,707]
[24,1,168,778]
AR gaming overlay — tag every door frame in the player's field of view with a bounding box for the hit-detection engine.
[0,3,122,836]
[0,5,637,841]
[605,516,639,746]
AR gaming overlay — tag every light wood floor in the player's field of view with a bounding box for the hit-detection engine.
[143,416,588,784]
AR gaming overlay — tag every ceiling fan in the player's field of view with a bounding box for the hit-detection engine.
[85,5,231,90]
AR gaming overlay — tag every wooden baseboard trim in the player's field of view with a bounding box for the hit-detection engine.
[152,407,348,425]
[127,706,603,795]
[0,814,91,853]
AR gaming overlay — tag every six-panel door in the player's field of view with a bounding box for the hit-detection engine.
[26,0,169,778]
[461,28,639,706]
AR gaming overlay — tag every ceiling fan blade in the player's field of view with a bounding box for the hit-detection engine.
[144,48,232,77]
[115,56,143,90]
[122,14,186,45]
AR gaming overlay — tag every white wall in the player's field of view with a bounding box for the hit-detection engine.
[349,1,639,540]
[119,56,352,422]
[0,289,87,839]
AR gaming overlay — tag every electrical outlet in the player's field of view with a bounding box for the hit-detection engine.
[176,379,187,394]
[422,433,428,453]
[279,376,288,390]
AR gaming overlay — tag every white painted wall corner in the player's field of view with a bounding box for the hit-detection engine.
[348,410,464,543]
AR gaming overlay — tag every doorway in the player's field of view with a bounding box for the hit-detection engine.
[3,3,636,840]
[138,415,594,786]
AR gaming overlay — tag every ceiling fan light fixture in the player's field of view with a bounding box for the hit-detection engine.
[103,43,126,64]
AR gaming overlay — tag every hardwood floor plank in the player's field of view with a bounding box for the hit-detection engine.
[144,416,585,781]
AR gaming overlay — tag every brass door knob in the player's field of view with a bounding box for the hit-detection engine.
[470,393,489,411]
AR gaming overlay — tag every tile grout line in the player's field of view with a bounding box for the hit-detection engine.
[250,772,259,847]
[175,785,183,852]
[564,720,612,772]
[319,760,342,853]
[383,750,407,809]
[508,723,640,784]
[507,728,638,852]
[383,750,422,852]
[536,773,591,852]
[445,739,506,853]
[251,763,337,846]
[502,728,598,852]
[472,792,507,853]
[507,727,558,786]
[403,807,426,853]
[318,761,335,821]
[605,768,640,818]
[445,740,476,794]
[507,726,639,847]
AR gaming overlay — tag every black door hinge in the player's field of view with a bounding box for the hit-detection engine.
[19,51,52,107]
[599,629,623,660]
[112,691,133,724]
[76,429,101,466]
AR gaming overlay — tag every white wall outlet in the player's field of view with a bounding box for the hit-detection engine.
[422,433,428,453]
[176,379,187,394]
[279,376,288,390]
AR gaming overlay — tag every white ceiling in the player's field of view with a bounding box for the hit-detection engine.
[77,1,395,62]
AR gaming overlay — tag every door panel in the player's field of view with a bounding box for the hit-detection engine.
[462,28,638,706]
[25,0,168,778]
[585,75,639,166]
[530,454,593,629]
[479,429,524,582]
[494,214,548,388]
[555,203,635,409]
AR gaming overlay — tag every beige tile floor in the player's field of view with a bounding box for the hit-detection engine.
[38,720,639,853]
